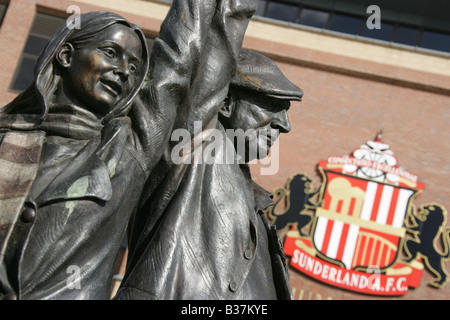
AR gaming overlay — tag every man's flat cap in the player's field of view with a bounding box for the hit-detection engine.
[231,49,303,101]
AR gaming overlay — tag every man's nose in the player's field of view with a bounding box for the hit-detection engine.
[271,110,291,133]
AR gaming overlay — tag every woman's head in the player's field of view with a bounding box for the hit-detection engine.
[3,11,149,122]
[57,22,145,117]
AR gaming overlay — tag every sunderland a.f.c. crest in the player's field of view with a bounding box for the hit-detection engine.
[269,134,449,296]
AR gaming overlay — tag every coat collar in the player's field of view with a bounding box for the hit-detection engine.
[34,135,113,207]
[239,164,275,211]
[28,114,131,207]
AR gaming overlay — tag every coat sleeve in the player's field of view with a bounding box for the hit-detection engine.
[128,0,217,176]
[186,0,257,133]
[152,0,256,133]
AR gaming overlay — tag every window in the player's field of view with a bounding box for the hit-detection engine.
[328,13,363,35]
[297,8,329,29]
[420,30,450,53]
[361,21,395,42]
[255,0,268,17]
[10,13,66,92]
[256,1,450,54]
[265,1,299,23]
[393,25,420,46]
[0,3,7,28]
[10,56,36,93]
[10,13,155,93]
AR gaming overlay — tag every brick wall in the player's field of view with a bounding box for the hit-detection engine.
[249,60,450,300]
[0,0,448,300]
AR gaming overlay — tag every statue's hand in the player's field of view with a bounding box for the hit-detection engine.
[221,0,257,19]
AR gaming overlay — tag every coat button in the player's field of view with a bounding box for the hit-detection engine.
[21,207,36,223]
[244,249,253,260]
[229,281,238,292]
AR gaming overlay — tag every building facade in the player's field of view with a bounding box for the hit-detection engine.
[0,0,448,300]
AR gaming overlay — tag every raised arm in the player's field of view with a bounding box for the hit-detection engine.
[186,0,257,133]
[129,0,218,174]
[131,0,257,170]
[153,0,256,134]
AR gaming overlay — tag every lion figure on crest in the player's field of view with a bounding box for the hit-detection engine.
[405,204,450,288]
[268,173,319,235]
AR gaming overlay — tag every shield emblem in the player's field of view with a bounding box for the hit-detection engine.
[313,169,418,270]
[278,135,434,296]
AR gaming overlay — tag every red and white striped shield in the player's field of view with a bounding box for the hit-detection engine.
[313,169,418,270]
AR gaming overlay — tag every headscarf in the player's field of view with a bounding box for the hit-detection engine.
[0,11,150,139]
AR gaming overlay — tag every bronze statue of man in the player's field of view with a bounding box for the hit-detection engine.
[115,48,303,299]
[218,49,304,298]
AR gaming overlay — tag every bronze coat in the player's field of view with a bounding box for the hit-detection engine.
[116,122,292,299]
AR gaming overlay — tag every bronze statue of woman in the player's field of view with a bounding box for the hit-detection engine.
[0,11,151,300]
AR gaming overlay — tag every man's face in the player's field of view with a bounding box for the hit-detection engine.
[63,24,144,116]
[224,90,291,162]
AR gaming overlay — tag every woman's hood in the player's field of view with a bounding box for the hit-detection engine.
[2,11,150,124]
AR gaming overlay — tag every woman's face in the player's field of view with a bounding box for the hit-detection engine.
[63,23,144,116]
